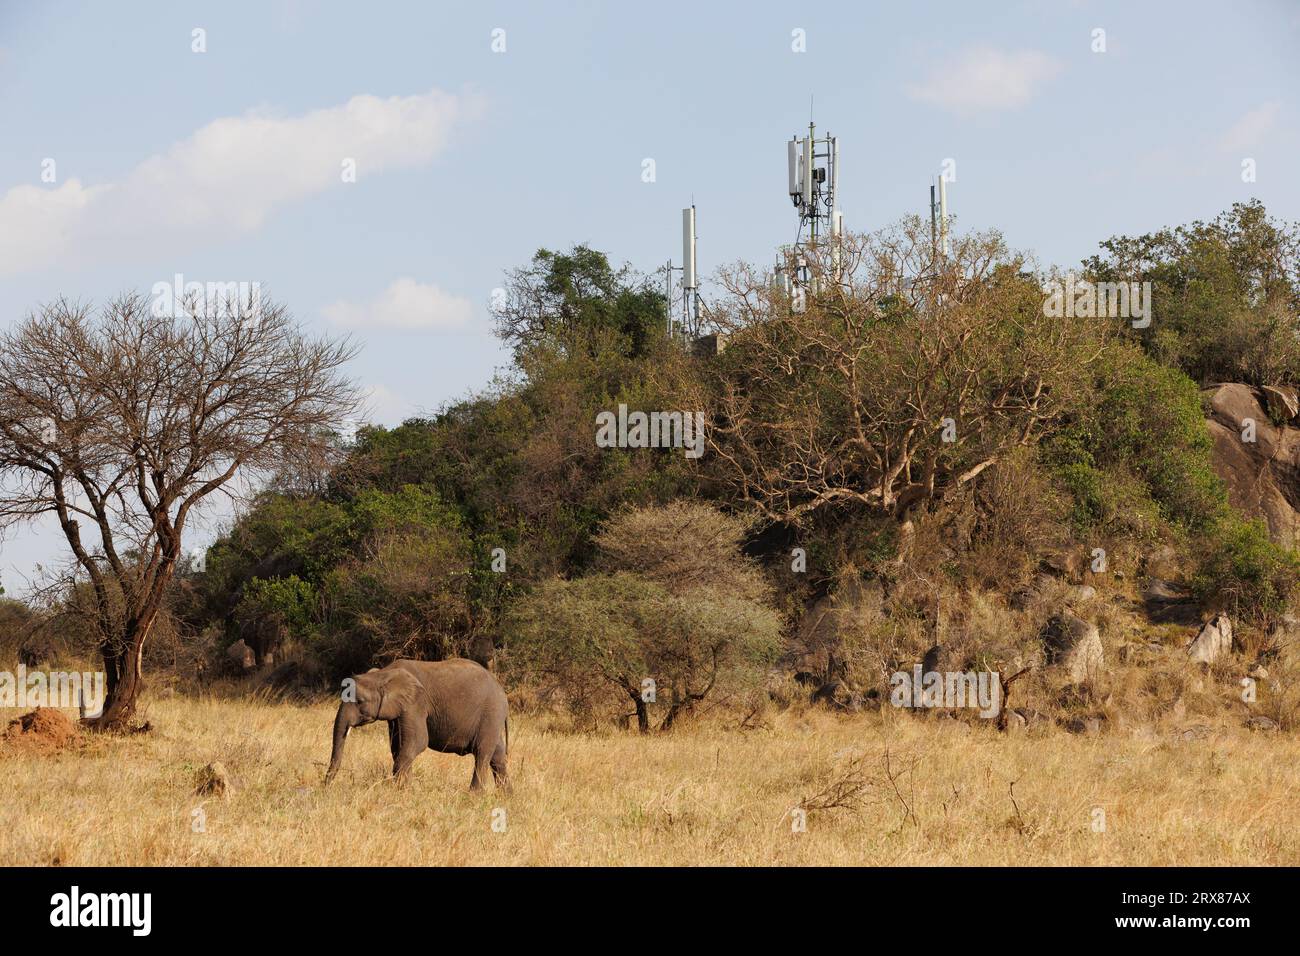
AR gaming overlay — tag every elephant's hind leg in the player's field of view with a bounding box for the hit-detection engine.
[393,713,428,782]
[469,748,491,792]
[490,741,510,793]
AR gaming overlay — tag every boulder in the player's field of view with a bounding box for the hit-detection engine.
[1187,613,1234,664]
[1040,551,1083,581]
[1245,715,1281,733]
[225,639,256,672]
[1262,385,1299,423]
[1068,585,1097,604]
[1205,383,1300,548]
[1040,611,1103,683]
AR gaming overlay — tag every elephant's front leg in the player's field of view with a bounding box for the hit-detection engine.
[392,711,428,782]
[388,719,401,767]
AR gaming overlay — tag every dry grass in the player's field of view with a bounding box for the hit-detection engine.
[3,694,1299,866]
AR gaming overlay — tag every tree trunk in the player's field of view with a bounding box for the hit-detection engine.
[89,611,158,731]
[622,680,650,734]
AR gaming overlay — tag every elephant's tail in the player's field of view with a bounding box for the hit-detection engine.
[505,716,510,754]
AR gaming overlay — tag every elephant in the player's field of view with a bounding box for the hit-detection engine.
[324,658,509,791]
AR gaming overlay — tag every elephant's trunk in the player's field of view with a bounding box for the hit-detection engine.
[324,705,355,783]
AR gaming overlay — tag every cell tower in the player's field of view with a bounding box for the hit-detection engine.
[929,176,951,260]
[776,122,842,299]
[664,205,701,339]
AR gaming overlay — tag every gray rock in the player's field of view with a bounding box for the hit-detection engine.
[1041,551,1083,581]
[1187,613,1234,664]
[1040,611,1104,683]
[1068,585,1097,604]
[1262,384,1299,423]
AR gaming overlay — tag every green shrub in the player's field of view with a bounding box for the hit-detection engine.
[1191,516,1300,625]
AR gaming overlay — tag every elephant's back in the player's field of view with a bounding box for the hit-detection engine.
[396,658,506,705]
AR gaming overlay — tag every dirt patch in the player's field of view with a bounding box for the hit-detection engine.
[1,707,81,755]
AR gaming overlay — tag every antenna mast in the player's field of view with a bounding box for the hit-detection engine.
[779,118,842,303]
[664,205,701,341]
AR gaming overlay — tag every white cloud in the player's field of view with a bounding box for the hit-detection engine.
[360,383,413,426]
[323,277,473,331]
[0,88,478,276]
[908,47,1063,115]
[1218,102,1279,153]
[0,178,104,275]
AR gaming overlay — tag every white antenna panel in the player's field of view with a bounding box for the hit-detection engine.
[801,136,813,205]
[682,206,697,289]
[787,138,800,197]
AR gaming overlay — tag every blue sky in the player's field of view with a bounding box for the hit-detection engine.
[0,0,1297,588]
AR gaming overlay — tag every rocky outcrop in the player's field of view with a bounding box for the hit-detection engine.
[1205,383,1300,548]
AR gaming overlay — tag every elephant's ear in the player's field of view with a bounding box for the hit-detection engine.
[375,668,425,715]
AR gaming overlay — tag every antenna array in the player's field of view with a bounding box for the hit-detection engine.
[664,205,701,340]
[776,122,843,300]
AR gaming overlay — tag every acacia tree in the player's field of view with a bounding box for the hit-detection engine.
[698,219,1113,553]
[506,502,782,732]
[0,293,359,728]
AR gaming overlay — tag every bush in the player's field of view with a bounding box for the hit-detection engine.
[1191,516,1300,625]
[504,502,783,731]
[1045,342,1226,536]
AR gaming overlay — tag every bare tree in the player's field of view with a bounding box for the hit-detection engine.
[698,219,1112,555]
[0,292,360,728]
